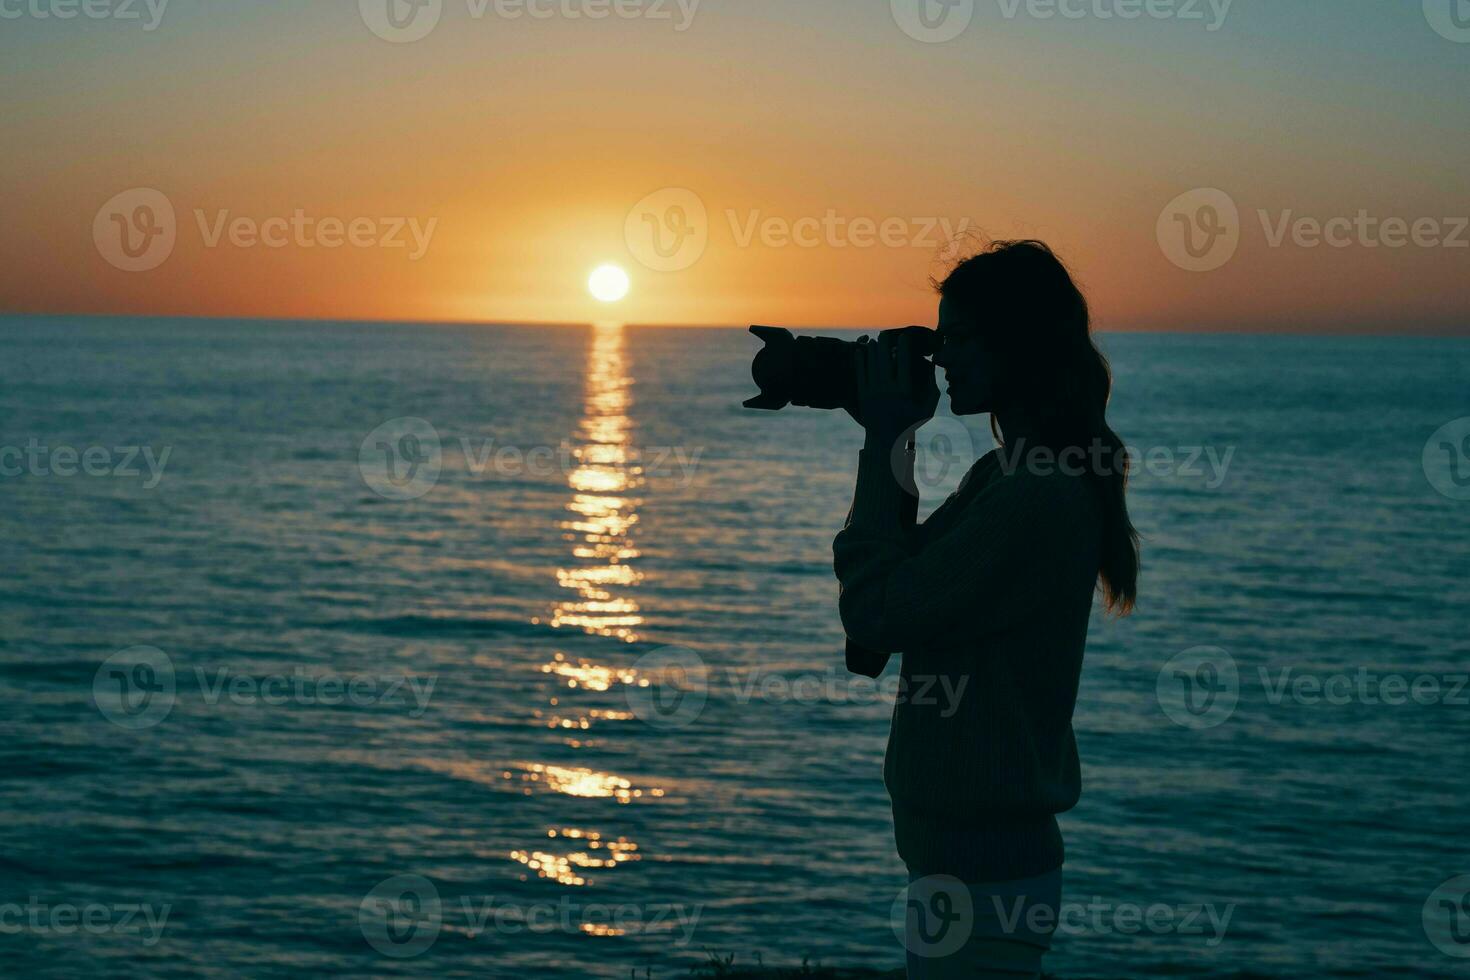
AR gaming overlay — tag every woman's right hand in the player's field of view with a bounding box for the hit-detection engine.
[852,328,940,444]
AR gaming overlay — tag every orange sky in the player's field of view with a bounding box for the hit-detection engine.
[2,1,1467,332]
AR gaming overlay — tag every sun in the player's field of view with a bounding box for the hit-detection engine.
[588,264,630,303]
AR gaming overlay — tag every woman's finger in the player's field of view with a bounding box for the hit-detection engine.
[894,332,912,392]
[862,334,879,388]
[877,330,899,387]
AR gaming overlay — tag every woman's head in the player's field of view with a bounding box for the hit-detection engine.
[932,240,1140,615]
[932,240,1096,424]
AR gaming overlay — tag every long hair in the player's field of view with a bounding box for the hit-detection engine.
[933,240,1139,615]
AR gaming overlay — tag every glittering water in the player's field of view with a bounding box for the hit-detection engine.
[0,317,1466,979]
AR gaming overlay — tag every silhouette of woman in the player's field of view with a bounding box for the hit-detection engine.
[833,241,1140,979]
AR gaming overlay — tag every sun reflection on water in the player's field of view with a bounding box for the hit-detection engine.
[510,828,641,886]
[541,650,639,692]
[549,323,645,642]
[510,763,665,804]
[516,324,662,897]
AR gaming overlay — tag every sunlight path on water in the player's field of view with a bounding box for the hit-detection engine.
[549,323,644,643]
[519,323,658,898]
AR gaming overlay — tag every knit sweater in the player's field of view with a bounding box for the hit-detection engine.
[833,443,1101,882]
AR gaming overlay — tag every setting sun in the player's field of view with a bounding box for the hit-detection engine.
[588,265,630,304]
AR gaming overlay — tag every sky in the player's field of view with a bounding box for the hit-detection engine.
[2,0,1468,332]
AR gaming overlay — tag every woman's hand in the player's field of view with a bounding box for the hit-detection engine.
[854,327,940,443]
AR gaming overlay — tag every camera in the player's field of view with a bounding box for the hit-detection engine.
[742,325,941,412]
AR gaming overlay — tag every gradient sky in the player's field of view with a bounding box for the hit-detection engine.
[2,0,1468,331]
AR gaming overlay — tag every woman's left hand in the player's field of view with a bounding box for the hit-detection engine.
[855,327,940,440]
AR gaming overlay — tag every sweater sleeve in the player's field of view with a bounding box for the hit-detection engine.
[833,447,1092,654]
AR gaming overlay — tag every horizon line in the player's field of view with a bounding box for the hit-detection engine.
[1,309,1468,340]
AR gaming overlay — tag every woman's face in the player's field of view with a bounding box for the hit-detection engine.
[932,295,997,417]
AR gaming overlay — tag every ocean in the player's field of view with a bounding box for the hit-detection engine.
[1,317,1466,979]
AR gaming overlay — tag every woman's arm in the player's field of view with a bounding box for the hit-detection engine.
[835,461,1090,655]
[840,424,920,677]
[834,330,939,674]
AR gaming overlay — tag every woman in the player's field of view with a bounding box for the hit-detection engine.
[833,240,1139,978]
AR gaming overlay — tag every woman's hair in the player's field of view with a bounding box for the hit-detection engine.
[933,240,1140,615]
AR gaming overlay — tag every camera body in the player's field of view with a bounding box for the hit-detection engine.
[743,325,940,412]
